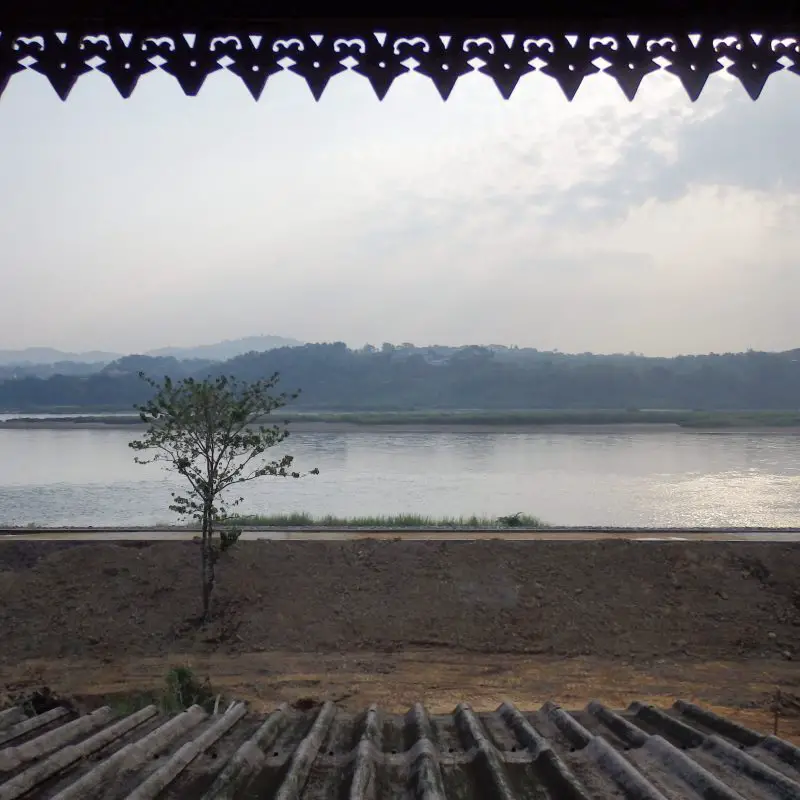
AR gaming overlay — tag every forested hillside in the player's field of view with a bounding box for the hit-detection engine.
[1,343,799,411]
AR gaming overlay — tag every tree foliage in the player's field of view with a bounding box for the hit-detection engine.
[129,372,318,619]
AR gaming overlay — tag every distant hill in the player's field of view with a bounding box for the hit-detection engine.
[101,354,217,379]
[146,335,303,361]
[0,335,303,370]
[0,348,120,366]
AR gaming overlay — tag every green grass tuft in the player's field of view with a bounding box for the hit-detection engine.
[106,666,219,716]
[220,512,546,528]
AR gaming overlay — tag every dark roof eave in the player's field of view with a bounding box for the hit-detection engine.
[2,3,800,35]
[1,4,798,102]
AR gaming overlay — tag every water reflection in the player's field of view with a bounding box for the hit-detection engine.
[0,429,798,528]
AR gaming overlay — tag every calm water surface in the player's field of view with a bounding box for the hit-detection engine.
[0,428,798,527]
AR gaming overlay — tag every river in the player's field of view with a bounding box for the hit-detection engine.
[0,427,798,527]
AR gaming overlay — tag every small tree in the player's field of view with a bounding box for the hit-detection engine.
[130,372,318,620]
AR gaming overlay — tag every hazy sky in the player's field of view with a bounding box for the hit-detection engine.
[1,62,799,356]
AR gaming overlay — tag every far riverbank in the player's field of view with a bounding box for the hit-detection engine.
[4,420,800,434]
[3,408,800,433]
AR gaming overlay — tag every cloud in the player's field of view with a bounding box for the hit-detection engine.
[517,72,800,229]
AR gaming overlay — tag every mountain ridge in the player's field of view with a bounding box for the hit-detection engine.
[0,335,302,367]
[146,334,302,361]
[0,348,119,366]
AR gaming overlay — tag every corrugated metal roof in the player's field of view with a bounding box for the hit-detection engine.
[0,697,798,798]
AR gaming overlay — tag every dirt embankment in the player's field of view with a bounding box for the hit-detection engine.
[0,540,798,664]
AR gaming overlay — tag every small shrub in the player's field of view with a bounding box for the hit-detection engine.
[219,528,241,552]
[12,687,75,717]
[162,666,215,713]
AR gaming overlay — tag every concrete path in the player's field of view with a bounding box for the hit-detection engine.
[1,528,800,541]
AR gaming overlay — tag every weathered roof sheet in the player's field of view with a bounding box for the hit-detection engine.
[1,698,799,798]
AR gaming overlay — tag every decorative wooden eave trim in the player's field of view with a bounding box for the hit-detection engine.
[0,5,798,102]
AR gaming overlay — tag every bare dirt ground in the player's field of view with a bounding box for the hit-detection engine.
[1,540,798,739]
[3,651,799,741]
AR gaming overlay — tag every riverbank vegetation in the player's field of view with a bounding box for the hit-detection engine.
[220,512,547,528]
[4,409,800,428]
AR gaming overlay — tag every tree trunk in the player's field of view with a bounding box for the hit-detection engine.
[201,502,215,621]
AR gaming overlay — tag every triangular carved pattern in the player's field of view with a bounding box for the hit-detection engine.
[0,30,796,101]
